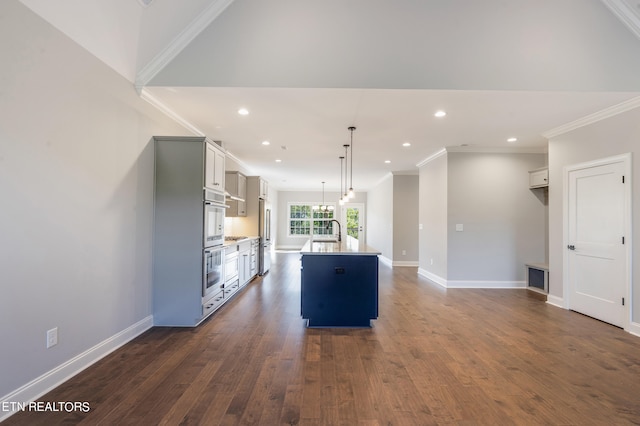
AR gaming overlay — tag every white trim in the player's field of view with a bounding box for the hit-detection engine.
[135,0,236,90]
[140,88,204,136]
[392,261,419,267]
[543,96,640,139]
[417,268,447,288]
[416,148,447,168]
[563,153,633,331]
[627,321,640,338]
[0,316,153,422]
[446,280,526,289]
[601,0,640,41]
[379,256,393,268]
[371,172,393,189]
[546,294,565,309]
[445,145,547,154]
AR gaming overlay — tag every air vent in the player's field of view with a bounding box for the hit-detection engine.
[137,0,154,8]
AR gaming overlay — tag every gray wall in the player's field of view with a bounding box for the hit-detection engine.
[548,106,640,324]
[418,153,449,279]
[447,152,547,282]
[392,174,419,263]
[366,175,394,261]
[0,1,191,398]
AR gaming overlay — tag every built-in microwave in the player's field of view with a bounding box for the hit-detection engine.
[204,189,226,247]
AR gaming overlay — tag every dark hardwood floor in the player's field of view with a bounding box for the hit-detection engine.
[5,252,640,425]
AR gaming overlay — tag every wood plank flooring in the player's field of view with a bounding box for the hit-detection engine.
[5,252,640,425]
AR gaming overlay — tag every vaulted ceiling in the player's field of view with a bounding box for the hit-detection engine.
[19,0,640,191]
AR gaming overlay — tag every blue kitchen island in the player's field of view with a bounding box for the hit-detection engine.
[300,236,381,327]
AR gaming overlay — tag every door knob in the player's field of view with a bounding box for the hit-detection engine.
[567,245,576,250]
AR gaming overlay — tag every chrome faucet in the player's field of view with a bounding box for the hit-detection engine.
[326,219,342,241]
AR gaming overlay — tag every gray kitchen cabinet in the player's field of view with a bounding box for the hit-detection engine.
[259,178,269,200]
[152,136,227,327]
[224,245,240,298]
[250,239,258,277]
[225,171,247,216]
[238,240,252,287]
[206,142,225,191]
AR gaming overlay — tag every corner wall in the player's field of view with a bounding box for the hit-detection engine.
[548,105,640,327]
[447,152,547,284]
[0,1,192,405]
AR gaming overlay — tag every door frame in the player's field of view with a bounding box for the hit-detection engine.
[341,203,365,242]
[562,153,632,330]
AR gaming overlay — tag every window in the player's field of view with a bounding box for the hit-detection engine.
[288,202,336,236]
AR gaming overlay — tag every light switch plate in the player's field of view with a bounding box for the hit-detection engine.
[456,224,464,232]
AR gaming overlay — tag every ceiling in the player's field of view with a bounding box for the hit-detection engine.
[18,0,640,192]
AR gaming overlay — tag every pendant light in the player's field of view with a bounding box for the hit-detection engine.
[348,126,356,199]
[313,181,334,216]
[342,144,350,203]
[338,156,345,206]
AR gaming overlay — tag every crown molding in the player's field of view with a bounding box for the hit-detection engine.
[135,0,236,91]
[416,148,447,168]
[542,95,640,139]
[140,88,204,136]
[445,145,547,154]
[601,0,640,40]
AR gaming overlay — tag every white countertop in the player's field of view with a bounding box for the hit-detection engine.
[300,235,381,256]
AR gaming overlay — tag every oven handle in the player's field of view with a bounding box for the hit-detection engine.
[204,246,225,254]
[205,201,230,208]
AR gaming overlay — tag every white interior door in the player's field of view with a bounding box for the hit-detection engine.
[342,203,365,241]
[567,158,628,327]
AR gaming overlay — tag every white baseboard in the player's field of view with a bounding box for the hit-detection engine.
[379,256,393,268]
[416,269,525,289]
[0,315,153,422]
[392,261,419,267]
[546,295,565,309]
[417,268,447,288]
[446,280,526,289]
[627,321,640,338]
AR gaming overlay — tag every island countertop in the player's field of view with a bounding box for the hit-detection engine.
[300,235,381,255]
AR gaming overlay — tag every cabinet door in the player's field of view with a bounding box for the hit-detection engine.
[529,168,548,188]
[259,178,268,199]
[213,148,225,190]
[205,144,225,191]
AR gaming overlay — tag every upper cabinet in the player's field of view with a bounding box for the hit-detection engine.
[225,171,247,216]
[259,178,269,200]
[529,167,548,189]
[205,141,225,192]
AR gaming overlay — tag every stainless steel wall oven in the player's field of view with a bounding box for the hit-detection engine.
[203,189,226,248]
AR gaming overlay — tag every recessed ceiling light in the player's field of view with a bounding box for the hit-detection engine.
[275,159,282,163]
[507,137,518,143]
[262,140,270,145]
[238,108,249,115]
[434,110,447,118]
[384,160,391,164]
[402,142,411,147]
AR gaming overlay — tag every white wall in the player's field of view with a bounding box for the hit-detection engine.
[548,106,640,325]
[418,153,448,280]
[447,152,547,283]
[366,175,393,261]
[0,1,192,401]
[392,174,419,264]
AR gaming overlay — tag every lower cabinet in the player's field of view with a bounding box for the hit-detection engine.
[301,254,378,327]
[239,241,252,287]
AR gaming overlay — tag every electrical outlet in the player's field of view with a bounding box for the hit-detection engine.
[402,250,406,256]
[47,328,58,348]
[430,258,434,265]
